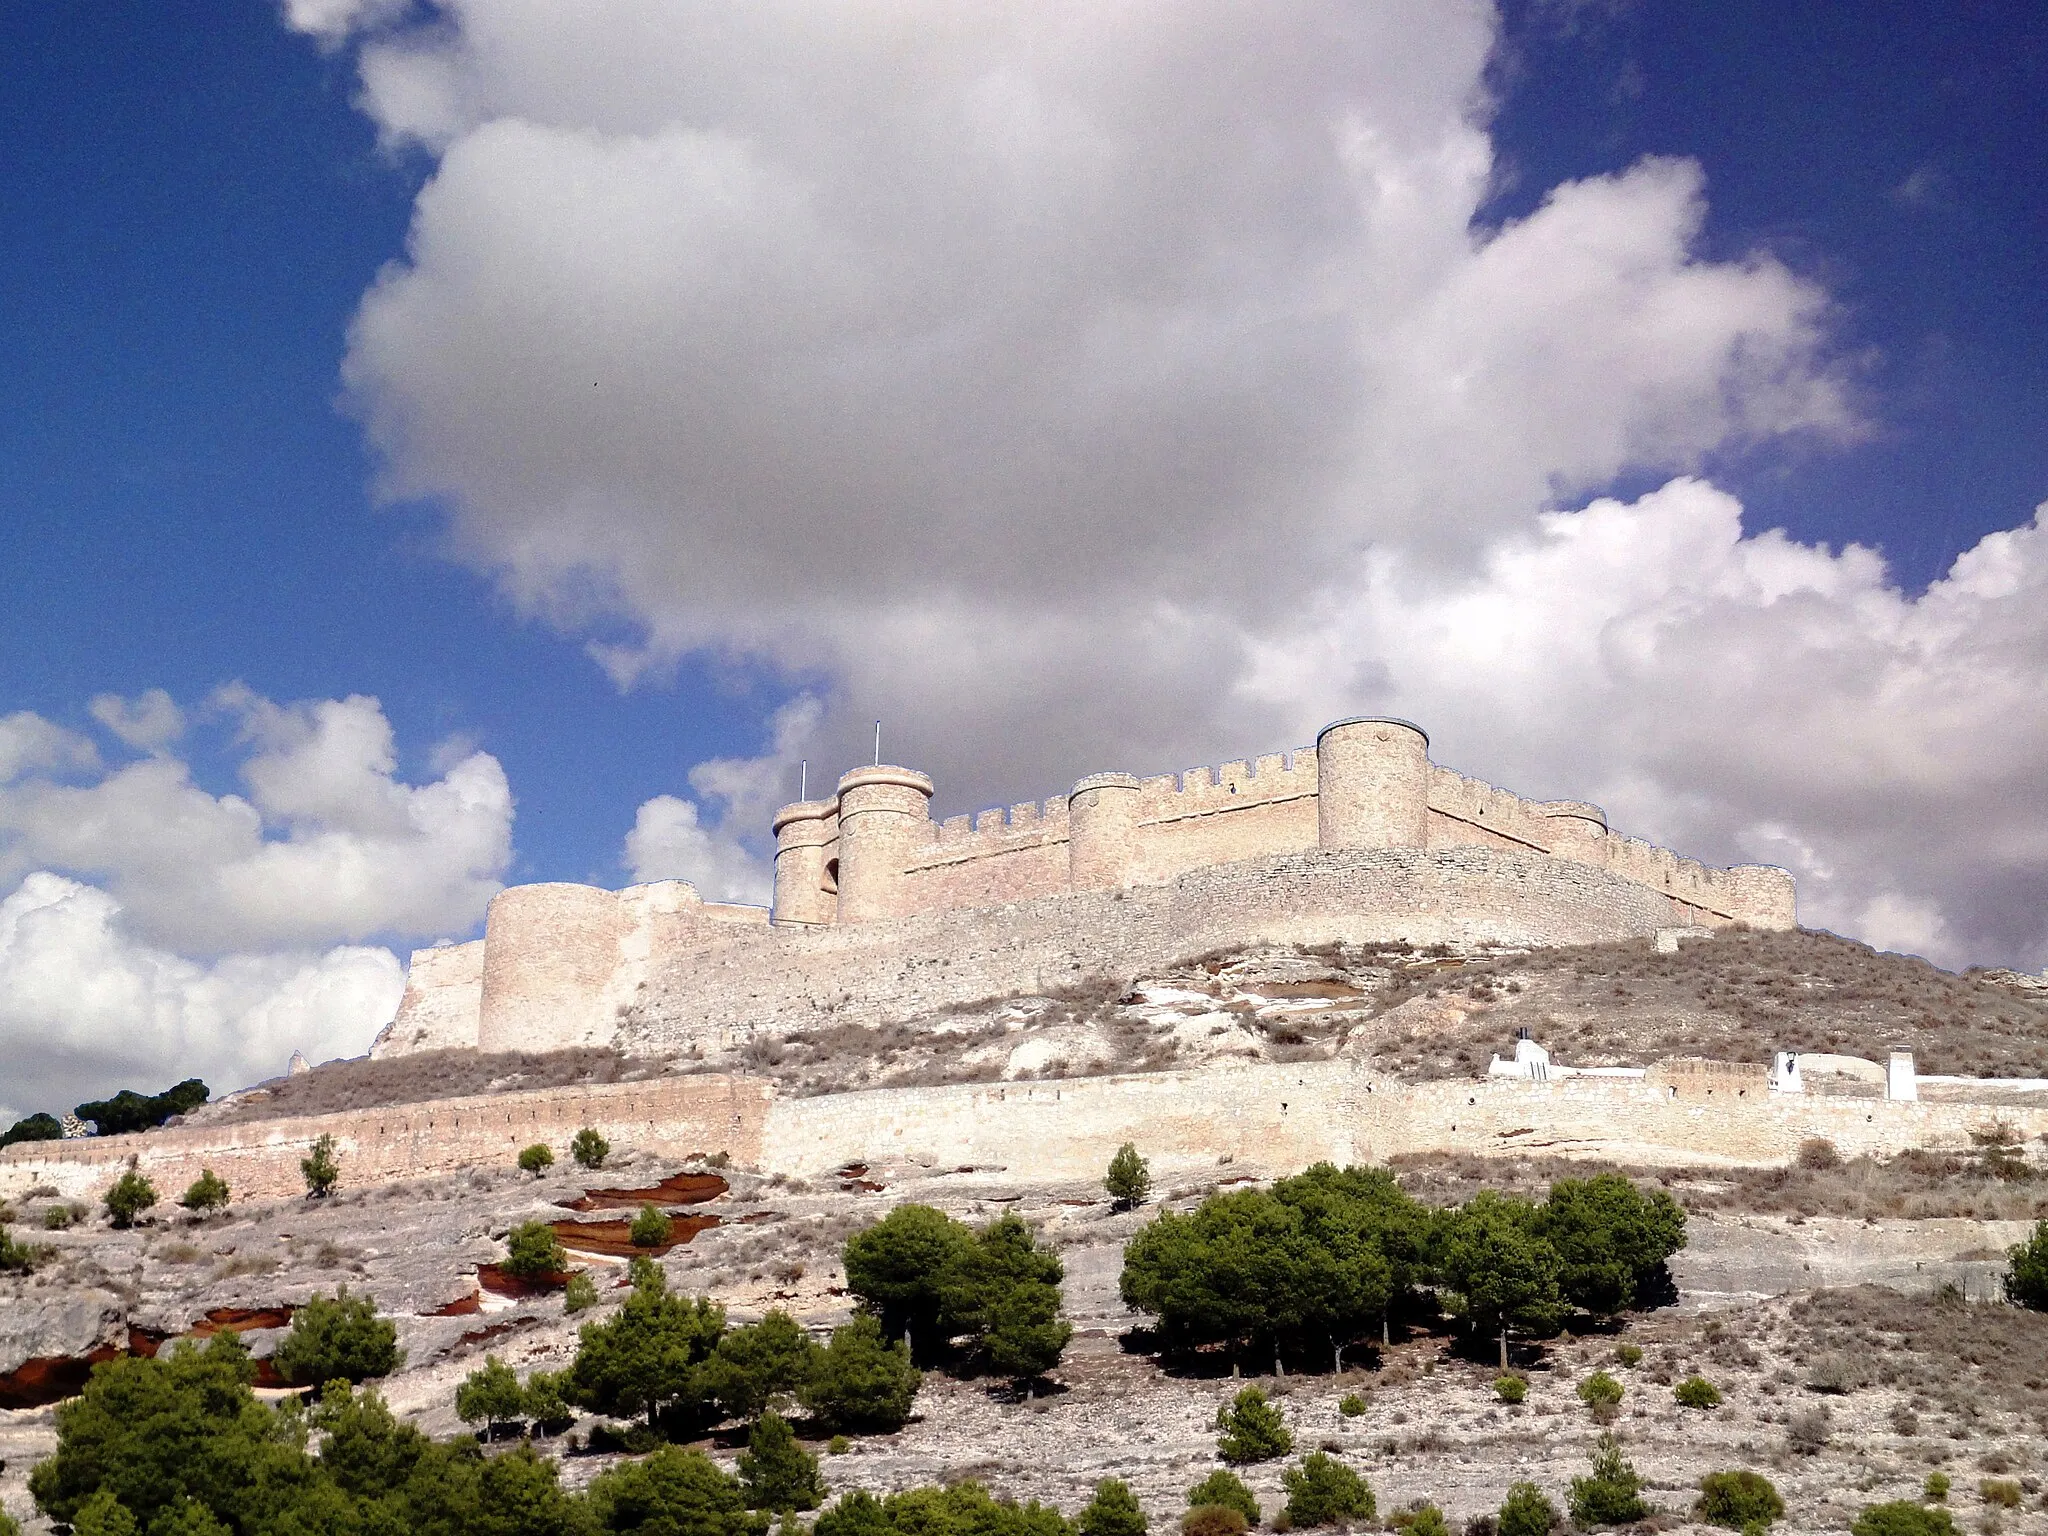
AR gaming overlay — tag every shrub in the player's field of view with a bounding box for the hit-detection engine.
[1494,1374,1527,1405]
[797,1313,921,1433]
[1390,1506,1451,1536]
[1106,1144,1153,1211]
[44,1203,76,1230]
[1850,1502,1958,1536]
[738,1411,823,1512]
[1338,1392,1368,1417]
[587,1446,756,1536]
[1187,1470,1261,1526]
[517,1143,554,1178]
[1980,1481,2022,1511]
[630,1202,673,1248]
[455,1356,527,1437]
[503,1220,568,1279]
[1497,1485,1560,1536]
[1797,1138,1842,1171]
[571,1127,610,1170]
[1785,1406,1831,1454]
[1216,1386,1293,1464]
[1576,1370,1623,1407]
[2002,1220,2048,1310]
[272,1288,402,1387]
[177,1169,230,1214]
[523,1369,574,1434]
[828,1435,850,1456]
[301,1134,340,1198]
[1080,1479,1148,1536]
[1613,1343,1643,1367]
[1697,1471,1784,1531]
[1569,1435,1649,1527]
[564,1271,598,1314]
[104,1168,157,1229]
[1281,1452,1373,1528]
[0,1224,39,1274]
[1183,1510,1247,1536]
[1675,1375,1722,1409]
[1924,1474,1950,1503]
[1806,1354,1857,1394]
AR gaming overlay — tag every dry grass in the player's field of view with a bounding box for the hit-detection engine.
[188,1047,672,1124]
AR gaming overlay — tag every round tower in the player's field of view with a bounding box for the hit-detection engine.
[477,882,623,1053]
[1315,717,1430,850]
[771,799,840,926]
[833,765,934,923]
[1067,772,1143,891]
[1723,864,1797,930]
[1538,801,1609,865]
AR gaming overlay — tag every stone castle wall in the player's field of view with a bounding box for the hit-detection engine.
[10,1056,2041,1206]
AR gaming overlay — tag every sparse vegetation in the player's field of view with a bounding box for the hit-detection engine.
[1214,1387,1293,1464]
[564,1270,599,1313]
[2001,1219,2048,1308]
[1280,1452,1372,1528]
[630,1202,673,1248]
[177,1168,231,1213]
[1925,1474,1951,1502]
[1338,1391,1369,1416]
[1851,1503,1959,1536]
[517,1142,554,1178]
[503,1219,568,1278]
[1697,1471,1783,1531]
[301,1132,340,1197]
[1106,1143,1152,1211]
[1569,1434,1649,1527]
[1187,1470,1260,1527]
[0,1222,41,1273]
[1497,1483,1560,1536]
[102,1167,157,1229]
[1675,1374,1722,1409]
[1493,1374,1527,1405]
[1079,1479,1147,1536]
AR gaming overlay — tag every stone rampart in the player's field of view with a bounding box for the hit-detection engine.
[0,1075,772,1203]
[369,940,484,1058]
[15,1058,2044,1206]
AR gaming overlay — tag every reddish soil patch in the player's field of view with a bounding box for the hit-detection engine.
[550,1213,719,1257]
[0,1327,170,1410]
[426,1291,483,1317]
[478,1262,573,1297]
[457,1318,536,1350]
[191,1306,294,1336]
[557,1171,728,1211]
[739,1211,784,1225]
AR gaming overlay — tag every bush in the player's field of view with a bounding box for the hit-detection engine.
[1183,1509,1247,1536]
[1390,1506,1452,1536]
[1497,1484,1560,1536]
[828,1435,850,1456]
[301,1133,339,1198]
[523,1369,574,1434]
[1797,1137,1842,1170]
[564,1271,598,1314]
[44,1203,77,1230]
[1569,1435,1649,1527]
[1216,1386,1293,1464]
[0,1223,41,1274]
[1850,1502,1958,1536]
[103,1168,157,1229]
[1106,1144,1153,1211]
[1080,1479,1148,1536]
[738,1411,823,1512]
[1675,1375,1722,1409]
[587,1445,757,1536]
[177,1169,230,1214]
[517,1143,554,1178]
[631,1202,673,1248]
[1576,1370,1623,1407]
[1697,1471,1784,1531]
[798,1312,921,1432]
[571,1127,610,1170]
[2003,1220,2048,1309]
[1980,1481,2022,1511]
[1613,1343,1643,1367]
[1785,1405,1831,1453]
[503,1220,568,1279]
[1281,1453,1373,1528]
[1338,1391,1368,1417]
[455,1356,527,1437]
[1924,1474,1950,1502]
[271,1288,402,1387]
[1494,1374,1527,1405]
[1187,1470,1261,1525]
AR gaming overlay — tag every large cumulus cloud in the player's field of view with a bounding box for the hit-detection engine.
[0,688,512,1117]
[295,1,2042,969]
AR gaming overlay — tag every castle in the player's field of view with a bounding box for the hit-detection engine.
[376,718,1795,1061]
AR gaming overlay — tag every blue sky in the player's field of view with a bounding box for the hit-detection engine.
[2,1,2045,1114]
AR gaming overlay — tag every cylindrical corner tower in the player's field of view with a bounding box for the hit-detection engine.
[1068,772,1143,891]
[1723,864,1797,930]
[771,799,839,926]
[478,882,623,1052]
[1315,717,1430,850]
[833,765,934,923]
[1538,801,1609,865]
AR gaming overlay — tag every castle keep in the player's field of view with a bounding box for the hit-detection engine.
[377,718,1795,1061]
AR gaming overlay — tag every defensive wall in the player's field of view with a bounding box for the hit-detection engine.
[381,717,1796,1060]
[8,1057,2043,1206]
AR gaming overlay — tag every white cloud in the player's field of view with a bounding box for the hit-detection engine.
[284,2,2048,969]
[0,712,97,784]
[0,688,512,953]
[89,688,186,753]
[0,872,404,1122]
